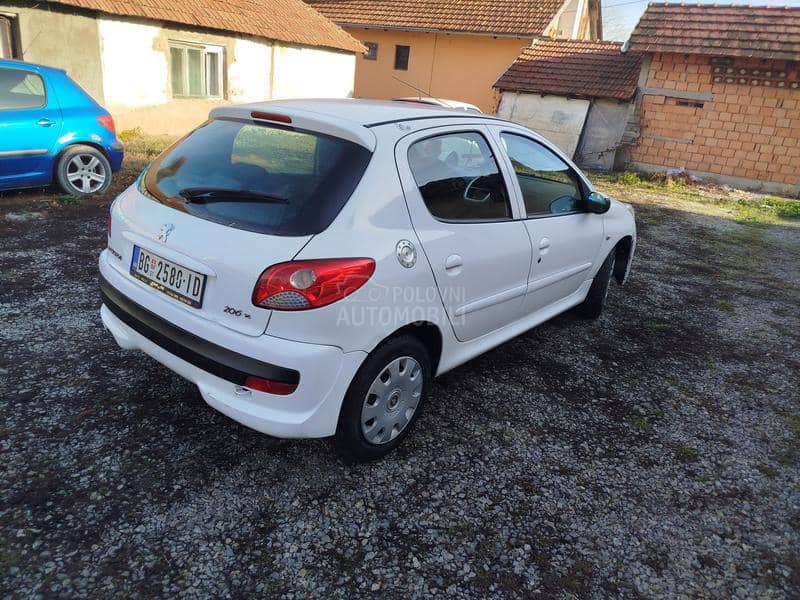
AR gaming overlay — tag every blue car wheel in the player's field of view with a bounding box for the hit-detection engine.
[56,145,112,196]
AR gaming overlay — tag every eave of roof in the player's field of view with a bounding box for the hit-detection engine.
[42,0,365,54]
[628,3,800,61]
[303,0,565,37]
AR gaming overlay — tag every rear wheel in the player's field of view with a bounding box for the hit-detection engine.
[334,335,431,462]
[577,250,615,319]
[56,145,112,196]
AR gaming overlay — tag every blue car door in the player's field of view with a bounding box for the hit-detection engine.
[0,65,62,188]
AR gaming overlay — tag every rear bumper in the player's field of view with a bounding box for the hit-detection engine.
[106,144,124,172]
[98,265,366,438]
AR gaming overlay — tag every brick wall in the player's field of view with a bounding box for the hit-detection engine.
[630,52,800,189]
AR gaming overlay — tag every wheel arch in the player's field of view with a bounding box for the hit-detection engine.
[613,235,634,285]
[379,321,443,376]
[52,141,111,176]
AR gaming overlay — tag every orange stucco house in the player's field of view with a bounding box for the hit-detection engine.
[305,0,602,113]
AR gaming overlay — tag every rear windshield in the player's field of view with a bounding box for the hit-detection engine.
[142,118,372,236]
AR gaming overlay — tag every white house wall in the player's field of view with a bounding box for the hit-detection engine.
[271,46,355,100]
[229,38,272,103]
[98,19,168,109]
[497,92,590,157]
[95,19,354,134]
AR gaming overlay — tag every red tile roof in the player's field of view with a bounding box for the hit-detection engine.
[304,0,564,36]
[46,0,364,53]
[494,39,643,101]
[628,3,800,61]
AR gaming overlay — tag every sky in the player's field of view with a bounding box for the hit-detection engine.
[603,0,800,42]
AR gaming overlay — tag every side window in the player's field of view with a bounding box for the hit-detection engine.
[501,133,584,217]
[169,41,224,99]
[0,68,45,110]
[394,45,410,70]
[408,132,511,222]
[363,42,378,61]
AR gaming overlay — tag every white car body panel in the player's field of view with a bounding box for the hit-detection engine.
[108,184,312,337]
[100,99,636,439]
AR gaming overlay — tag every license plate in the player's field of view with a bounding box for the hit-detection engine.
[130,246,206,308]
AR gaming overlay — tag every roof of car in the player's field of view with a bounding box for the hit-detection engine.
[210,99,501,151]
[0,59,64,73]
[218,98,498,127]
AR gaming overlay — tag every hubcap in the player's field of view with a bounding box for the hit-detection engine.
[360,356,423,445]
[66,154,106,194]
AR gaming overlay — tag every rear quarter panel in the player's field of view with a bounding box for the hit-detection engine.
[48,70,123,170]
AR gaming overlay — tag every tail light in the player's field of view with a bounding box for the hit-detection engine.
[252,258,375,311]
[107,210,112,238]
[97,115,116,135]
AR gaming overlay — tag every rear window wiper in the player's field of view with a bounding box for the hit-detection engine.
[177,187,289,204]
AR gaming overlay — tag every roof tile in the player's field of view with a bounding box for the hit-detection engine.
[45,0,364,53]
[304,0,564,37]
[628,3,800,61]
[494,39,643,101]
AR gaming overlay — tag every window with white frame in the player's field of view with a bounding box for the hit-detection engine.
[169,42,224,99]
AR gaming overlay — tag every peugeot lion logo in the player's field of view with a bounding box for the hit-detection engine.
[157,223,175,243]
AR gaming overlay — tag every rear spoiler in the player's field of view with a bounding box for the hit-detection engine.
[210,104,377,152]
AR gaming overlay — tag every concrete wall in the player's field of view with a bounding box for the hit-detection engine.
[575,98,633,170]
[271,45,355,100]
[345,27,530,113]
[497,92,590,157]
[630,52,800,195]
[96,18,275,133]
[0,2,104,101]
[2,4,357,135]
[97,19,355,134]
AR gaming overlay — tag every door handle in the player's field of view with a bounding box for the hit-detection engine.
[539,238,551,250]
[445,254,463,270]
[36,118,56,127]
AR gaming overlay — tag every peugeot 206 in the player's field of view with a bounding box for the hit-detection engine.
[99,100,636,461]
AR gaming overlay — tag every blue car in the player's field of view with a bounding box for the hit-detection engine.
[0,59,123,196]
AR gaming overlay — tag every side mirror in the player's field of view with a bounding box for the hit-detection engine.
[585,191,611,214]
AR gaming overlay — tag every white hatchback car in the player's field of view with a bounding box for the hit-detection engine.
[100,99,636,461]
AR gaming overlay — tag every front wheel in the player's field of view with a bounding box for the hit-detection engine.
[334,335,432,462]
[56,145,112,197]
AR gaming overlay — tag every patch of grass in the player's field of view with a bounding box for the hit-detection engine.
[633,416,651,433]
[607,171,644,186]
[714,197,800,224]
[675,445,699,462]
[717,301,735,313]
[55,194,80,206]
[757,464,778,478]
[773,414,800,466]
[119,127,176,159]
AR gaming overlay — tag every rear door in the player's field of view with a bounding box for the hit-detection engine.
[0,66,62,186]
[490,128,604,315]
[396,126,532,342]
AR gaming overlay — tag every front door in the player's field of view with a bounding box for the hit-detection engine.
[0,66,62,187]
[491,129,605,315]
[396,126,532,342]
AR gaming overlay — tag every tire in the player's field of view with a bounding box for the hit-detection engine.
[334,335,432,462]
[56,145,112,197]
[577,250,616,319]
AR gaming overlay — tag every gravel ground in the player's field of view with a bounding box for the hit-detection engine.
[1,170,799,598]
